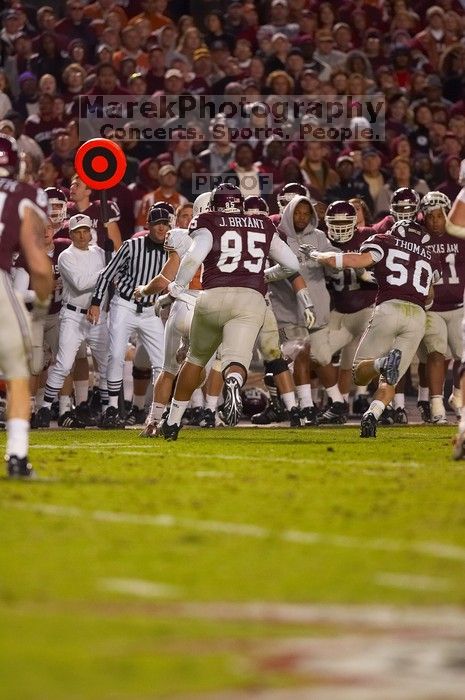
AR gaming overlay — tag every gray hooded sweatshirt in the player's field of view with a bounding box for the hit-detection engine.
[269,195,338,329]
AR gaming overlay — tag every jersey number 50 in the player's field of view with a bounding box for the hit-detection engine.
[217,230,266,274]
[386,249,433,294]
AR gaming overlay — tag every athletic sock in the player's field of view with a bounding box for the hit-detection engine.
[59,395,72,416]
[296,384,313,408]
[393,392,405,410]
[167,399,189,426]
[367,399,385,421]
[108,395,119,410]
[418,386,429,402]
[190,387,204,408]
[123,360,133,402]
[326,384,344,403]
[6,418,29,458]
[431,395,445,417]
[281,391,297,410]
[205,394,218,411]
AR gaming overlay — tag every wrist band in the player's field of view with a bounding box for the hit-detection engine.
[334,252,344,270]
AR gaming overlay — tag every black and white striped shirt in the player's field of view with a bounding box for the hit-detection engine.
[91,235,167,307]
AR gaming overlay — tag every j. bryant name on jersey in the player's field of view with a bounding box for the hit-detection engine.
[217,216,266,229]
[428,241,460,254]
[393,236,432,259]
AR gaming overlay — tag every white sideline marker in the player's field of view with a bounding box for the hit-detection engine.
[374,572,450,592]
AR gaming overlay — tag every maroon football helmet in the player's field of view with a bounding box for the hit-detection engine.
[0,134,19,178]
[325,200,357,243]
[390,220,424,238]
[278,182,310,213]
[45,186,68,224]
[243,195,269,215]
[210,183,243,213]
[390,187,421,221]
[241,387,268,418]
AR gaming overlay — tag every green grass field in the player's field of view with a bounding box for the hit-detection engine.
[1,425,465,699]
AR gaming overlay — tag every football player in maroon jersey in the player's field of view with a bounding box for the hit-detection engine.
[445,162,465,458]
[311,219,441,438]
[0,135,53,477]
[159,183,300,440]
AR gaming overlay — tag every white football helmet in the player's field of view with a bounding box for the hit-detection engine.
[193,191,211,217]
[421,191,451,215]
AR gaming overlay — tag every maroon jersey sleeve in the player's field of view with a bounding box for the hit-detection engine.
[0,182,48,273]
[193,212,275,296]
[427,235,465,312]
[361,231,440,309]
[329,229,377,313]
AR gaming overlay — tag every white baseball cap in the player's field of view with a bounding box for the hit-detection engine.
[69,214,92,231]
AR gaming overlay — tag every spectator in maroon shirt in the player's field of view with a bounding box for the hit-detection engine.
[55,0,97,54]
[24,93,64,156]
[37,156,61,188]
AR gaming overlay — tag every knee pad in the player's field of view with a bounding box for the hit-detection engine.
[264,357,288,377]
[132,366,152,380]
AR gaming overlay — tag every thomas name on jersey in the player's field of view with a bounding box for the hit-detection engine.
[392,235,433,260]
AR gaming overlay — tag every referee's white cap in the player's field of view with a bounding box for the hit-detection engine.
[69,214,92,231]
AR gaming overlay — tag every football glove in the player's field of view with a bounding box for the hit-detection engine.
[296,288,316,331]
[357,268,377,285]
[154,293,174,317]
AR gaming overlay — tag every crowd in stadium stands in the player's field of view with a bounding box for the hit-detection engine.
[0,0,465,225]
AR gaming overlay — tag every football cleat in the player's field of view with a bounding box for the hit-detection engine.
[288,406,302,427]
[316,401,348,425]
[417,400,432,423]
[448,392,462,419]
[189,406,204,426]
[125,406,147,426]
[58,411,86,428]
[393,407,408,424]
[99,406,125,429]
[35,406,51,428]
[452,431,465,460]
[139,420,157,438]
[251,404,286,424]
[160,421,180,441]
[360,412,377,438]
[6,455,35,479]
[200,408,216,428]
[379,348,402,386]
[352,394,370,416]
[431,414,449,425]
[75,402,99,427]
[379,405,395,425]
[218,377,243,427]
[299,406,318,426]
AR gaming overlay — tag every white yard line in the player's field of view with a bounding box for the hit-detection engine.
[374,572,450,592]
[99,577,182,598]
[4,500,465,563]
[27,443,425,469]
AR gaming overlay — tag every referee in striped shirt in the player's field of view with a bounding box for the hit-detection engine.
[87,204,172,427]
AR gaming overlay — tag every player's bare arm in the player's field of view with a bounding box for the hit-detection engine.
[104,220,122,250]
[312,250,375,270]
[20,205,53,303]
[133,251,180,300]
